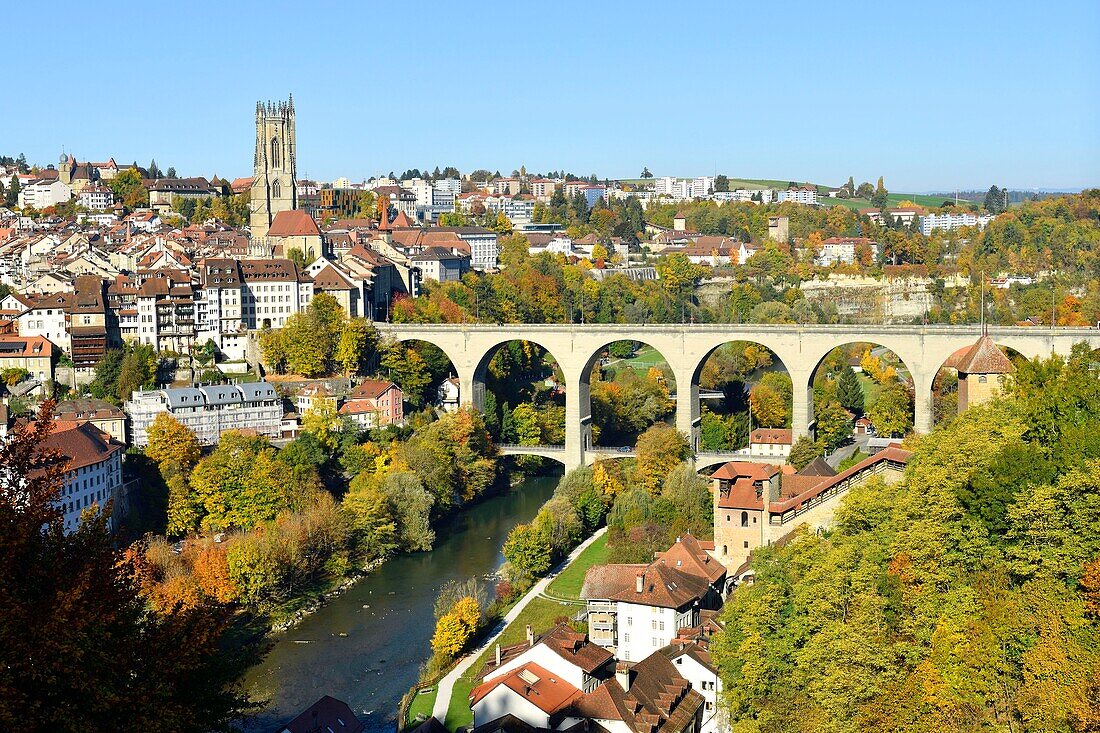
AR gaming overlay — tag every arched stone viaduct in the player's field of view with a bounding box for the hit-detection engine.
[376,323,1100,472]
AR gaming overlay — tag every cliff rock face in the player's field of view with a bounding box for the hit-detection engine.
[800,276,933,322]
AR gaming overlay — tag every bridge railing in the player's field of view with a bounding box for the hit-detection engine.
[587,446,635,454]
[497,443,565,452]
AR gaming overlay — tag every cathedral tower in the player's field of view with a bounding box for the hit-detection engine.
[250,97,297,239]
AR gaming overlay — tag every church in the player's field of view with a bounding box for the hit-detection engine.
[249,97,322,259]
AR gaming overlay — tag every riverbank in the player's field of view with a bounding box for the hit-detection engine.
[239,473,560,733]
[424,528,609,731]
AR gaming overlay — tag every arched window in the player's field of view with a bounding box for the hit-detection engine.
[272,180,281,198]
[270,137,281,167]
[722,545,728,555]
[741,511,749,527]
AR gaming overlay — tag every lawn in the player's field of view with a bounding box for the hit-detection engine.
[546,533,610,600]
[857,373,882,407]
[612,345,669,374]
[406,685,438,727]
[817,191,953,211]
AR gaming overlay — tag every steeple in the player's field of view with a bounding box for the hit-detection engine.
[250,95,298,241]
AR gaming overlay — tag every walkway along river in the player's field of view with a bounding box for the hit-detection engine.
[240,472,560,733]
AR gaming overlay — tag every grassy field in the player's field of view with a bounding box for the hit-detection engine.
[857,373,883,406]
[406,686,439,727]
[609,344,669,374]
[816,191,951,211]
[546,533,610,599]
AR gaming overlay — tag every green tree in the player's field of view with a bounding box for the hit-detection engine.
[379,341,431,406]
[635,424,690,496]
[502,521,553,582]
[870,176,889,208]
[145,414,201,468]
[815,401,852,451]
[836,366,865,415]
[788,435,823,470]
[380,471,436,552]
[868,381,912,437]
[335,318,377,377]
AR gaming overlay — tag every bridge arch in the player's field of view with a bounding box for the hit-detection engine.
[806,341,918,441]
[685,340,792,453]
[577,338,677,451]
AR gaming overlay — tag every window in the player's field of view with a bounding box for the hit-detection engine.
[271,137,281,167]
[741,511,749,527]
[272,180,281,198]
[743,541,749,548]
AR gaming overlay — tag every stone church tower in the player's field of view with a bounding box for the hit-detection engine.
[250,97,297,240]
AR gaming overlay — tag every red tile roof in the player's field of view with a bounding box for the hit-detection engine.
[943,335,1015,374]
[470,662,582,714]
[267,210,321,238]
[40,421,124,472]
[750,428,792,445]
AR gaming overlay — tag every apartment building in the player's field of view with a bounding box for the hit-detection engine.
[125,382,282,447]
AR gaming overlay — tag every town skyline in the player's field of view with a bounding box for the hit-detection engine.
[4,1,1099,190]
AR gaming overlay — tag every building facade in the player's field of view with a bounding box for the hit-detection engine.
[125,382,282,446]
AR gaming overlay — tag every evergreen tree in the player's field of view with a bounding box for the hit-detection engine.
[6,175,20,208]
[870,176,889,208]
[166,166,176,178]
[500,402,516,443]
[148,159,162,178]
[983,185,1005,213]
[640,167,653,179]
[16,153,28,173]
[836,366,865,415]
[483,392,500,439]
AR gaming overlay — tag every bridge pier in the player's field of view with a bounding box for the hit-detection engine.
[563,365,588,472]
[790,368,815,442]
[674,365,700,451]
[912,367,934,435]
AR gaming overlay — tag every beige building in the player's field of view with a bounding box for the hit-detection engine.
[250,98,297,239]
[767,215,789,243]
[0,334,57,384]
[53,398,128,444]
[943,335,1015,412]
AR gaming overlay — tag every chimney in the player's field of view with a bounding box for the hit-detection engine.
[526,624,534,647]
[615,662,633,692]
[495,644,501,667]
[635,573,644,594]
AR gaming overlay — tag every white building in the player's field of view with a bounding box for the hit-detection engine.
[44,422,125,535]
[125,382,282,447]
[920,211,997,235]
[77,185,115,211]
[18,179,72,210]
[581,536,726,663]
[747,428,792,458]
[690,176,715,198]
[815,237,879,266]
[777,185,818,205]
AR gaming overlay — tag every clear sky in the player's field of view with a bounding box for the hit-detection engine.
[4,1,1098,191]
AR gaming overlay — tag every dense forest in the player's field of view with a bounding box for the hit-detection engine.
[711,344,1100,732]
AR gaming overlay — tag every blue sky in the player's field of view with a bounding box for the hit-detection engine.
[4,1,1098,191]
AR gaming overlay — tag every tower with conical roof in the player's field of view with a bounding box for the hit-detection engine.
[943,335,1015,412]
[250,97,297,240]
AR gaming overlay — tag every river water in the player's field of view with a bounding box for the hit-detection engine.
[240,472,560,733]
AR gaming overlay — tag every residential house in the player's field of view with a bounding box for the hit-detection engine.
[920,211,996,235]
[339,379,404,428]
[43,421,125,534]
[747,428,792,458]
[581,535,725,662]
[280,695,363,733]
[815,236,879,267]
[52,398,127,444]
[438,377,460,412]
[410,246,470,283]
[0,334,57,385]
[777,185,818,205]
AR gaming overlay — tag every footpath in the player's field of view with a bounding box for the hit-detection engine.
[430,526,609,723]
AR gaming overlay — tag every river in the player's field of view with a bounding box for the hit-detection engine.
[240,472,560,733]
